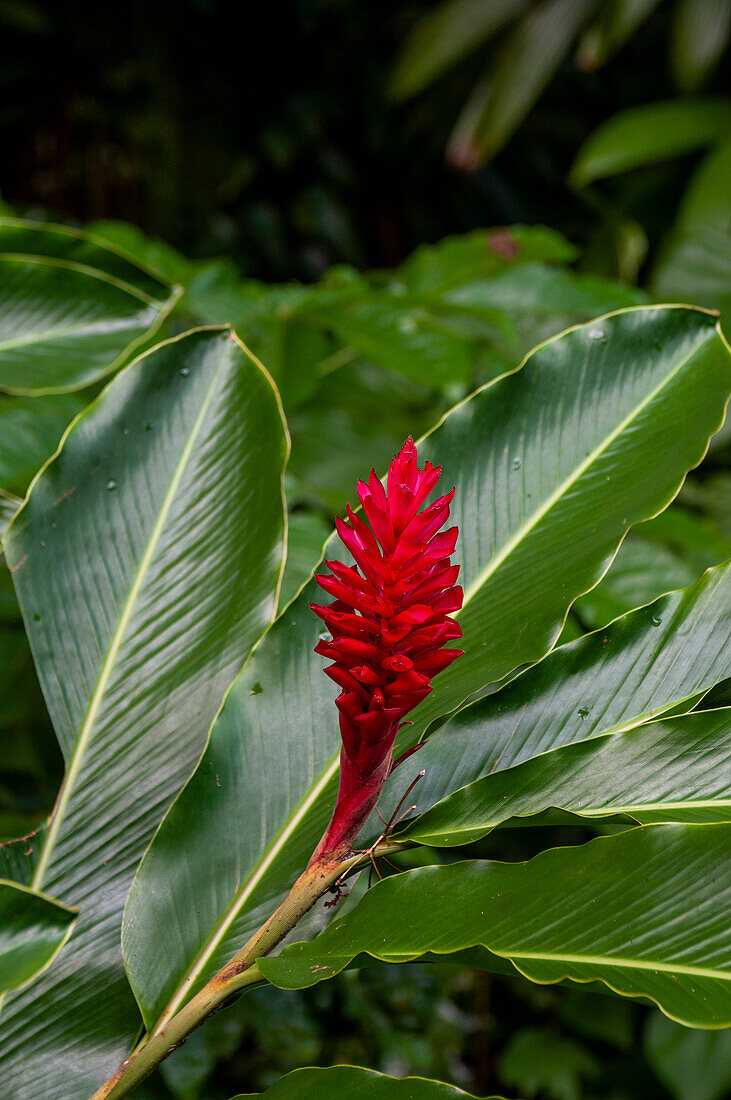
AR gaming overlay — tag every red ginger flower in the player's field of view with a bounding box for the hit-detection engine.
[309,437,464,862]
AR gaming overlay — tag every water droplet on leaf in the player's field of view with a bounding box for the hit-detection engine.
[650,615,662,626]
[249,682,263,695]
[578,707,590,719]
[179,367,190,376]
[589,328,606,342]
[512,457,521,470]
[106,479,117,491]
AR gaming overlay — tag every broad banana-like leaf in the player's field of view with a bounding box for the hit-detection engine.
[380,560,731,824]
[0,880,76,995]
[0,328,289,1099]
[0,217,180,394]
[123,307,731,1035]
[231,1065,506,1097]
[402,709,731,845]
[260,824,731,1028]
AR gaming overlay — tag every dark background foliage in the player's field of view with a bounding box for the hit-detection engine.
[3,0,721,279]
[1,2,730,1099]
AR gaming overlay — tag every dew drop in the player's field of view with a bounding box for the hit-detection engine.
[106,479,117,491]
[650,615,662,626]
[145,422,154,431]
[578,707,590,719]
[249,682,263,696]
[318,631,332,643]
[179,367,190,376]
[589,328,606,342]
[512,457,521,470]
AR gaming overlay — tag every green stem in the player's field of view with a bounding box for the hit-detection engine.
[89,842,404,1100]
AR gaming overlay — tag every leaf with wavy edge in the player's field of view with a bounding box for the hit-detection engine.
[379,560,731,826]
[0,218,181,394]
[0,327,289,1100]
[402,709,731,845]
[230,1065,507,1097]
[0,880,76,996]
[260,824,731,1028]
[123,306,731,1035]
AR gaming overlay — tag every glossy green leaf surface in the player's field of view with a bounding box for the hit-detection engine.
[260,824,731,1027]
[402,709,731,845]
[0,218,180,394]
[0,880,76,996]
[569,98,731,187]
[0,328,288,1099]
[384,561,731,826]
[123,307,731,1036]
[231,1065,501,1097]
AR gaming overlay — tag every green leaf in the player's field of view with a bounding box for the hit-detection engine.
[0,328,288,1099]
[389,0,529,101]
[385,561,731,827]
[0,879,76,996]
[395,226,578,295]
[228,1065,503,1097]
[498,1028,598,1100]
[279,511,331,609]
[292,286,476,389]
[652,141,731,321]
[448,0,598,166]
[569,98,731,187]
[0,218,181,394]
[123,307,731,1037]
[260,824,731,1027]
[0,392,86,496]
[402,709,731,845]
[574,0,661,72]
[645,1012,731,1100]
[671,0,731,93]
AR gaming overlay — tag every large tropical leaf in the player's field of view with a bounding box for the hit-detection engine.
[379,560,731,825]
[0,328,288,1099]
[231,1065,505,1097]
[0,880,76,995]
[0,218,180,394]
[402,709,731,845]
[123,307,731,1036]
[260,824,731,1028]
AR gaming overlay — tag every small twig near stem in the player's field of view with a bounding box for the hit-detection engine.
[89,839,406,1100]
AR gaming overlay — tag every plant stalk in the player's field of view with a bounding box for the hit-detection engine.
[89,840,404,1100]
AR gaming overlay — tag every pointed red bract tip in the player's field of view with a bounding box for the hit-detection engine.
[310,437,463,860]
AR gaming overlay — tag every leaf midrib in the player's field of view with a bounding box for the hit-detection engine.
[30,351,226,891]
[460,317,714,608]
[151,753,340,1032]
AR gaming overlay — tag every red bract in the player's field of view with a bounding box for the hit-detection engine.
[309,437,463,862]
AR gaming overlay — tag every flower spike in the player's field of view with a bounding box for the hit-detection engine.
[309,437,463,863]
